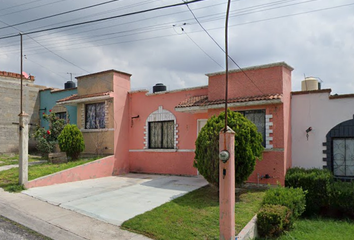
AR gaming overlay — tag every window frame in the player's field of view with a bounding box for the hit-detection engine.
[148,120,175,149]
[332,138,354,177]
[236,109,266,146]
[55,112,67,122]
[85,102,106,129]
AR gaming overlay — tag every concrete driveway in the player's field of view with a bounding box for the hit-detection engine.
[23,174,208,226]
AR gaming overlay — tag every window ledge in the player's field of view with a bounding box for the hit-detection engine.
[81,128,114,133]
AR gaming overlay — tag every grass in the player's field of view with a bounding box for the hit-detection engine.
[0,157,100,192]
[0,215,52,240]
[257,217,354,240]
[0,154,42,167]
[122,185,265,240]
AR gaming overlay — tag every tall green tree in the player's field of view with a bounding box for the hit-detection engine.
[194,109,264,186]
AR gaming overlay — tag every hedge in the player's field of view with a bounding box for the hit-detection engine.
[257,204,291,238]
[262,186,306,220]
[285,167,333,215]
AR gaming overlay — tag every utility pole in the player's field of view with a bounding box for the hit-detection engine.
[219,1,235,240]
[19,33,29,185]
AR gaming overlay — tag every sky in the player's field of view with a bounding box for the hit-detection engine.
[0,0,353,94]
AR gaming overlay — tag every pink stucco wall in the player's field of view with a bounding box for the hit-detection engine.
[129,87,208,175]
[208,64,290,101]
[24,156,115,188]
[112,72,131,175]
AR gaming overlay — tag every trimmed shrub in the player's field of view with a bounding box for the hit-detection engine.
[194,109,264,187]
[285,167,333,215]
[262,186,306,220]
[257,204,291,238]
[58,124,85,160]
[330,181,354,219]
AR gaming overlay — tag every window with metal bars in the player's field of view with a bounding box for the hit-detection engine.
[85,103,105,129]
[333,138,354,177]
[148,120,174,149]
[237,109,265,146]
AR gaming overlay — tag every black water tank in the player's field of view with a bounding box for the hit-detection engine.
[64,80,76,89]
[153,83,166,93]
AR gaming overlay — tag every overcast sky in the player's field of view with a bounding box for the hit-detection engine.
[0,0,353,94]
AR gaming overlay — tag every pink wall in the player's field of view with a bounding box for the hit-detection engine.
[25,156,115,188]
[112,72,131,175]
[129,87,208,175]
[130,152,197,175]
[208,64,291,101]
[282,68,292,172]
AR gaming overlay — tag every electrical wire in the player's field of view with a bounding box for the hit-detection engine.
[180,27,223,69]
[0,0,206,40]
[0,0,121,30]
[184,1,265,95]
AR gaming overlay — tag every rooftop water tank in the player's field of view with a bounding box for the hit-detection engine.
[153,83,166,93]
[64,80,76,89]
[301,77,320,91]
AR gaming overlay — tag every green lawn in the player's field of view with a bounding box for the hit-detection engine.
[0,154,42,167]
[122,185,265,240]
[256,217,354,240]
[0,157,100,192]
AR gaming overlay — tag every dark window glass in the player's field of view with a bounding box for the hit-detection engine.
[149,121,174,149]
[333,138,354,177]
[237,109,265,146]
[55,112,66,121]
[85,103,105,129]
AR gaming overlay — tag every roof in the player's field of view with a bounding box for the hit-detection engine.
[76,69,131,79]
[57,91,111,103]
[206,62,294,77]
[0,71,35,81]
[175,94,282,109]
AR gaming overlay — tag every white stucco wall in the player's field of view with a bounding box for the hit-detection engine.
[292,90,354,169]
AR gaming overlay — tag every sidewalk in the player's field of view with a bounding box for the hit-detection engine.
[0,188,151,240]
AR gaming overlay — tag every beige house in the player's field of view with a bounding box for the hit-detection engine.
[57,70,131,155]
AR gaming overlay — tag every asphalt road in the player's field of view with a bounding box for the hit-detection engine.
[0,215,51,240]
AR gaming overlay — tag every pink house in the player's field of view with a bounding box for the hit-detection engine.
[26,62,293,188]
[128,62,293,185]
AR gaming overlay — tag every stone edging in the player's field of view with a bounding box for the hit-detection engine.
[236,214,258,240]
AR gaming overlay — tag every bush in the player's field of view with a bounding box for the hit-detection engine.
[257,204,291,238]
[58,124,85,160]
[330,181,354,219]
[262,186,306,220]
[285,167,333,215]
[33,111,65,156]
[194,109,264,186]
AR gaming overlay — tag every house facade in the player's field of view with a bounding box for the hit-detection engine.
[39,87,77,128]
[292,87,354,179]
[55,62,293,185]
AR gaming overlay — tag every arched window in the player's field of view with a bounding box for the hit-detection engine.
[144,106,178,149]
[324,116,354,179]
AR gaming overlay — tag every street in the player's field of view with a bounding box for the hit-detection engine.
[0,215,50,240]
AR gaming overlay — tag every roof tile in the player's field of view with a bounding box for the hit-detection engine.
[57,91,111,103]
[176,94,282,108]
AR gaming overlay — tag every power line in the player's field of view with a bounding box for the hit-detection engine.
[184,1,265,95]
[0,0,120,30]
[0,0,206,40]
[179,26,223,69]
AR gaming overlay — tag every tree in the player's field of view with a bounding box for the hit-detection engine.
[194,109,264,186]
[58,124,85,160]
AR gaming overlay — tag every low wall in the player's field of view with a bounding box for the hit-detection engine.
[24,155,115,188]
[129,151,197,176]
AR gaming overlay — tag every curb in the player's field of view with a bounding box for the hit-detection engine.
[236,214,258,240]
